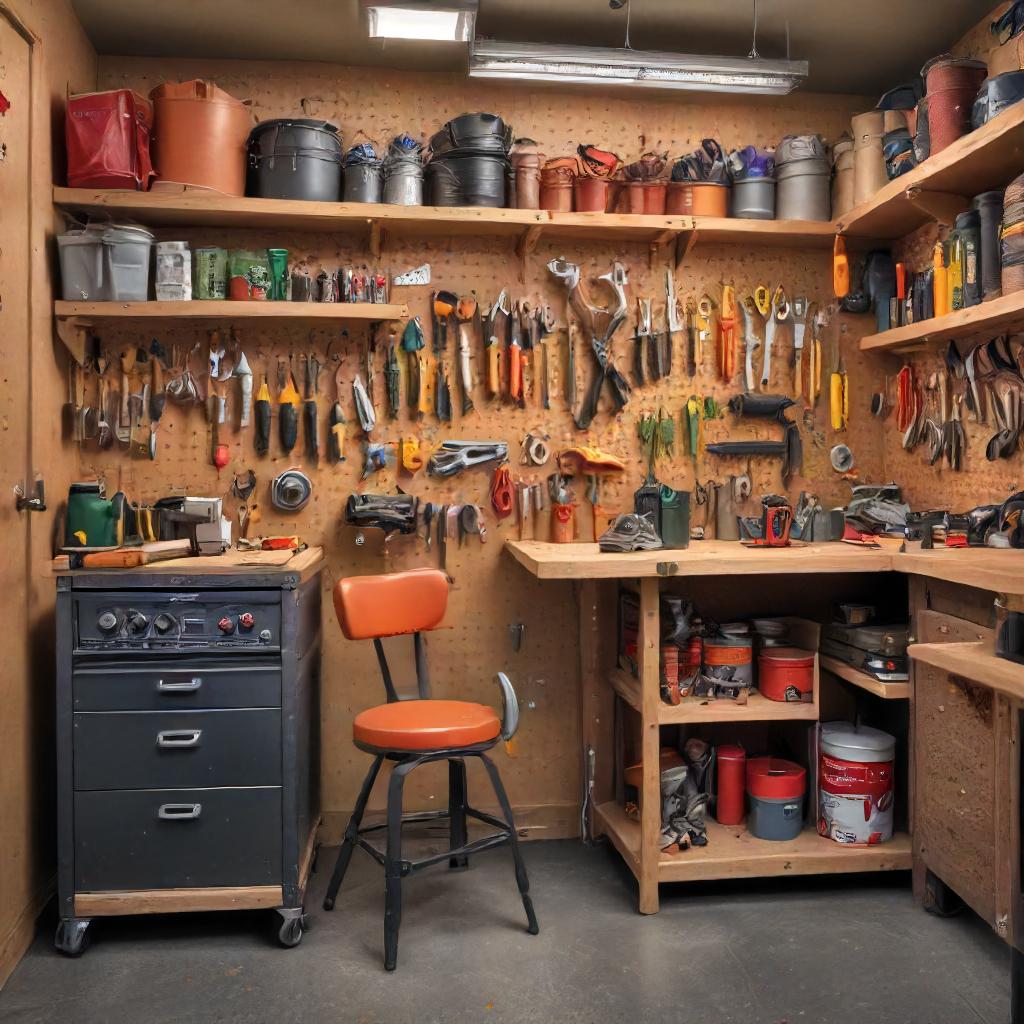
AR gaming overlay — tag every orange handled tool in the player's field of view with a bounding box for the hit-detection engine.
[508,298,523,403]
[717,285,737,383]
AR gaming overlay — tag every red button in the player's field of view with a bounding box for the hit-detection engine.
[217,616,234,633]
[239,612,255,630]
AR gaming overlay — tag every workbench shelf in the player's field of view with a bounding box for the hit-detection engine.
[52,186,836,256]
[53,300,408,322]
[910,641,1024,702]
[858,289,1024,353]
[820,655,910,700]
[836,101,1024,241]
[594,801,912,883]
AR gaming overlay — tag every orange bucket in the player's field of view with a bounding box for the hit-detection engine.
[641,181,667,215]
[573,177,609,213]
[666,181,729,217]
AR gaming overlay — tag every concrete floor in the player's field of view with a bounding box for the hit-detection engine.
[0,838,1011,1024]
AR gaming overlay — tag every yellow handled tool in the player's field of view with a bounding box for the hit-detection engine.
[933,241,949,319]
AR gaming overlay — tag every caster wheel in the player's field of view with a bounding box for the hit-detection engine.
[322,896,335,911]
[275,908,310,948]
[924,869,964,918]
[54,918,91,957]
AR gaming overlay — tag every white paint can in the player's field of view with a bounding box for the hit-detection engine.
[155,240,192,301]
[818,722,895,845]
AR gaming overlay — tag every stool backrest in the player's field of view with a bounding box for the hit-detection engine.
[333,568,448,702]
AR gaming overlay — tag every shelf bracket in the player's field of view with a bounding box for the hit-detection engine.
[516,225,543,284]
[674,229,699,269]
[648,230,676,270]
[369,219,384,260]
[55,316,89,365]
[905,187,970,227]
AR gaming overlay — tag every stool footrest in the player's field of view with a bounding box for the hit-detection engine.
[406,831,511,874]
[358,808,451,836]
[466,806,512,832]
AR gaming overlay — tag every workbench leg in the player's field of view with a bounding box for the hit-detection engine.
[638,577,661,915]
[1013,947,1024,1024]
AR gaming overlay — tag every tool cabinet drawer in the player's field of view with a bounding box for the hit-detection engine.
[72,658,282,711]
[74,787,282,891]
[73,709,281,790]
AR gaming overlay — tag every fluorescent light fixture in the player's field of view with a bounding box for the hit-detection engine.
[365,1,476,42]
[469,39,808,96]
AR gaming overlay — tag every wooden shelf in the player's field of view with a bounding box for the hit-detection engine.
[505,539,897,580]
[838,102,1024,241]
[54,300,407,322]
[820,654,910,699]
[53,186,836,256]
[910,641,1024,702]
[659,690,818,723]
[609,669,642,712]
[859,290,1024,353]
[594,801,912,884]
[898,547,1024,595]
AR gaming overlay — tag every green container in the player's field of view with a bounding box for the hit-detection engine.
[267,248,289,300]
[192,247,228,300]
[64,483,126,548]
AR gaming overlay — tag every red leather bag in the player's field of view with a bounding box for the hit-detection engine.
[65,89,155,190]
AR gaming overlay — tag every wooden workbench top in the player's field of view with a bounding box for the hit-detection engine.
[58,546,325,586]
[505,539,1024,593]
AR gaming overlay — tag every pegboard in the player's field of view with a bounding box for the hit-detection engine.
[83,56,873,836]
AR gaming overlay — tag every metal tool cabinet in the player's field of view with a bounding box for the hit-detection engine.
[53,552,323,954]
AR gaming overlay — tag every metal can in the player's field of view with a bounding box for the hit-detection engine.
[155,240,191,301]
[267,248,289,301]
[192,246,228,300]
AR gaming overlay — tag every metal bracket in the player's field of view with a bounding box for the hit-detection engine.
[656,561,679,576]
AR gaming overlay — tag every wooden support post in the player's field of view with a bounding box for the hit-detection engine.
[905,187,970,227]
[369,219,384,260]
[648,229,676,270]
[637,576,661,914]
[516,225,542,284]
[55,316,89,365]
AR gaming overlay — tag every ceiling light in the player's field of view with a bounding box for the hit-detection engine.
[468,40,808,96]
[364,1,476,42]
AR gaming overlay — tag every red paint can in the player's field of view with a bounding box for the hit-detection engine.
[573,177,609,213]
[758,646,815,702]
[715,744,746,825]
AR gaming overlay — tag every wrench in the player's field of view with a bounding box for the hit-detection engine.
[760,285,789,391]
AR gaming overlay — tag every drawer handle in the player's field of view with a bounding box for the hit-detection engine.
[158,803,202,820]
[156,729,202,748]
[158,676,203,693]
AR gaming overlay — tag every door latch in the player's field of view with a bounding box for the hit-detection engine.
[14,478,46,512]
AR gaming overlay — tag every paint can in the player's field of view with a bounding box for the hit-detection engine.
[715,744,746,825]
[746,757,805,841]
[730,177,775,220]
[573,177,609,213]
[665,181,729,217]
[819,722,895,845]
[192,247,228,300]
[703,636,753,690]
[154,241,192,301]
[758,646,815,702]
[776,159,831,221]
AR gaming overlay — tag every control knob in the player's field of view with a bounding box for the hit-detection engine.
[97,611,119,635]
[217,616,235,634]
[239,612,255,630]
[153,612,177,634]
[126,610,148,634]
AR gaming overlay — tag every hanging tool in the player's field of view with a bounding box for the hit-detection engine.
[806,308,825,423]
[520,299,536,404]
[352,372,376,434]
[233,343,252,428]
[384,326,400,418]
[508,297,524,404]
[327,343,348,463]
[302,351,321,459]
[683,395,702,469]
[490,464,515,519]
[761,285,789,391]
[739,294,761,392]
[894,263,906,328]
[117,348,135,445]
[637,408,675,478]
[633,297,653,386]
[933,240,950,318]
[485,290,508,399]
[278,358,301,453]
[830,329,848,431]
[400,319,424,412]
[567,320,578,412]
[695,294,716,375]
[456,294,477,415]
[538,305,555,410]
[717,285,737,383]
[948,236,964,311]
[254,370,272,456]
[665,268,683,378]
[684,299,697,377]
[209,337,234,469]
[833,235,850,298]
[148,339,167,425]
[790,297,811,401]
[433,289,457,421]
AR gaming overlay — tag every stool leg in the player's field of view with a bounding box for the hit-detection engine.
[479,753,540,936]
[448,758,469,870]
[384,760,413,971]
[323,755,382,911]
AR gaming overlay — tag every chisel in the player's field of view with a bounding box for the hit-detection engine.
[329,351,347,463]
[255,371,272,455]
[303,352,320,459]
[278,358,301,453]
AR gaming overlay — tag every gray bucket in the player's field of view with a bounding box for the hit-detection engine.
[383,161,423,206]
[776,158,831,221]
[58,223,153,301]
[731,177,775,220]
[343,162,383,203]
[748,793,804,841]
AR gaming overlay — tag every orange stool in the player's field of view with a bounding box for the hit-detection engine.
[322,569,539,970]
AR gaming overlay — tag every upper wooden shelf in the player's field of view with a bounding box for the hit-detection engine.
[820,654,910,700]
[52,187,835,256]
[507,540,1024,594]
[910,641,1024,702]
[54,300,408,322]
[859,290,1024,353]
[837,102,1024,241]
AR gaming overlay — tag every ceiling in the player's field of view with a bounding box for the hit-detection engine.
[71,0,987,95]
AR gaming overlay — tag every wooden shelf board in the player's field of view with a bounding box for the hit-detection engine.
[54,187,838,250]
[54,300,407,321]
[910,641,1024,702]
[838,102,1024,241]
[820,654,910,699]
[504,539,897,580]
[897,547,1024,595]
[595,801,911,883]
[609,669,642,713]
[859,290,1024,352]
[659,689,818,723]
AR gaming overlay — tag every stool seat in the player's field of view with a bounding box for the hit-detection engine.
[354,699,501,752]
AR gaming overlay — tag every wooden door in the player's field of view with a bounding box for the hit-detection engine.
[0,6,35,989]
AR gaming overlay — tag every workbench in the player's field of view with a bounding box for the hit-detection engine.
[54,547,324,954]
[505,537,1024,970]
